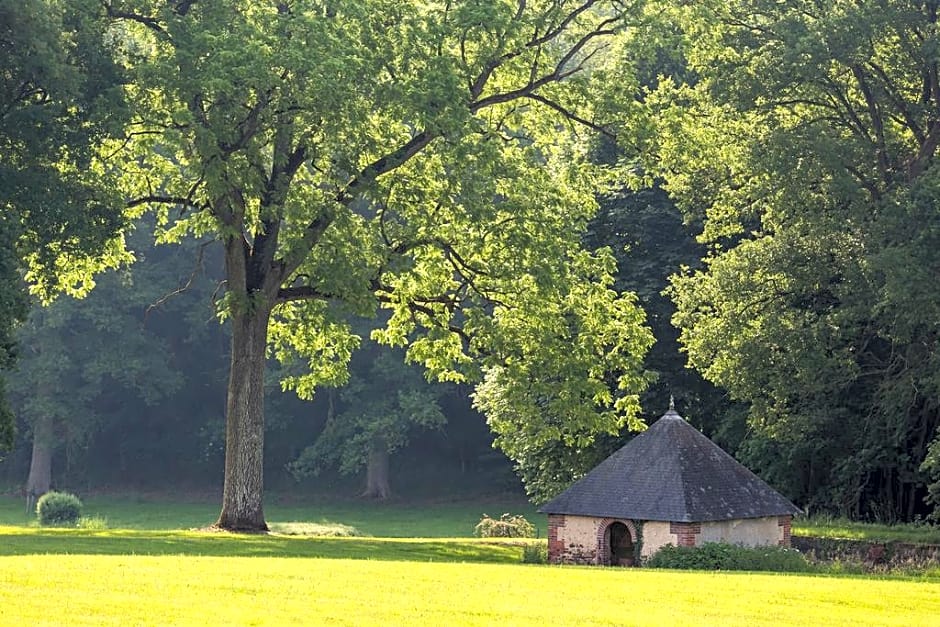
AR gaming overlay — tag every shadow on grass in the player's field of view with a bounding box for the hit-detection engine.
[0,528,524,564]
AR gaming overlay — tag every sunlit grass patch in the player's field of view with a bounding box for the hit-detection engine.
[794,516,940,544]
[0,522,938,624]
[0,494,543,536]
[0,525,524,563]
[77,515,109,530]
[268,521,361,536]
[0,554,937,626]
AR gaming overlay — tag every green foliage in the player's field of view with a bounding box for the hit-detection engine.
[0,0,129,449]
[289,340,446,482]
[630,0,940,521]
[646,542,811,573]
[495,436,614,506]
[924,435,940,520]
[474,513,535,539]
[521,541,548,564]
[0,219,26,452]
[7,221,202,487]
[36,491,83,526]
[0,0,130,297]
[103,0,655,524]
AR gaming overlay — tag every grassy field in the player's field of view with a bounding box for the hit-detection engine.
[0,534,937,625]
[1,495,939,624]
[794,516,940,544]
[0,493,543,536]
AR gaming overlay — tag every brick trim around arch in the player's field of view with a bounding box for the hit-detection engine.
[596,518,639,566]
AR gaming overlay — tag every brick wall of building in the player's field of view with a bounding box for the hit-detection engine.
[669,521,702,547]
[778,515,792,547]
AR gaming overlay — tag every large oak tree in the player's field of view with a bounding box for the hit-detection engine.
[104,0,653,530]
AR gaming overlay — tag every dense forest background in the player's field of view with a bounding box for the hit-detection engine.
[3,1,940,525]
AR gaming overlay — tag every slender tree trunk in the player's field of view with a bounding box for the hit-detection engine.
[25,413,54,497]
[215,304,271,531]
[362,441,391,500]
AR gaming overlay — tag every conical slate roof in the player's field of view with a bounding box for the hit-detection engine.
[539,407,801,522]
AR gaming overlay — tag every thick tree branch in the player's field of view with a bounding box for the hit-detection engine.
[821,76,874,146]
[103,3,168,39]
[845,164,882,201]
[470,20,617,112]
[907,119,940,180]
[527,0,598,51]
[525,93,615,138]
[279,130,436,278]
[219,90,273,156]
[253,122,306,290]
[174,0,198,16]
[852,65,891,181]
[275,285,330,303]
[866,61,927,146]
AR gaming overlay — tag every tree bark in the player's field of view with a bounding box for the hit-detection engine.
[362,441,391,500]
[215,303,271,531]
[25,413,54,497]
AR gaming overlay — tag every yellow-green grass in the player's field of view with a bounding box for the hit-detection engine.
[0,494,543,537]
[0,526,524,562]
[1,552,938,626]
[794,516,940,544]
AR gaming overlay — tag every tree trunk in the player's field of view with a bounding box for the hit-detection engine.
[362,441,391,500]
[215,304,271,531]
[25,413,54,498]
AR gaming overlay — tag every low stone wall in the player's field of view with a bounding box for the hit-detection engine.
[792,535,940,567]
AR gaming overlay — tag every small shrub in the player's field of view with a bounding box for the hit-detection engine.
[521,542,548,564]
[474,513,536,538]
[646,542,811,572]
[36,491,83,526]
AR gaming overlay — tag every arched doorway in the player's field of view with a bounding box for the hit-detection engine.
[606,521,635,566]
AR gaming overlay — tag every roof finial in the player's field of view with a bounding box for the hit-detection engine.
[669,395,675,411]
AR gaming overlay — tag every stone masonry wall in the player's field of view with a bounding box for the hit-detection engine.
[697,516,785,547]
[548,514,600,564]
[550,515,791,564]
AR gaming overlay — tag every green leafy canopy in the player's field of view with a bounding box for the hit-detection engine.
[103,0,656,489]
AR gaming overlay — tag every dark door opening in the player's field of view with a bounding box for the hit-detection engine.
[608,521,635,566]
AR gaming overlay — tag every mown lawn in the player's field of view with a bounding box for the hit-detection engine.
[1,496,939,624]
[794,516,940,544]
[0,545,937,626]
[0,494,543,537]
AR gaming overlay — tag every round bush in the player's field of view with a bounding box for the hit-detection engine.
[474,513,536,538]
[36,491,83,526]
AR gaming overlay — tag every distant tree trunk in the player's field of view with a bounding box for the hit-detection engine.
[26,413,54,498]
[362,440,391,499]
[214,303,271,532]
